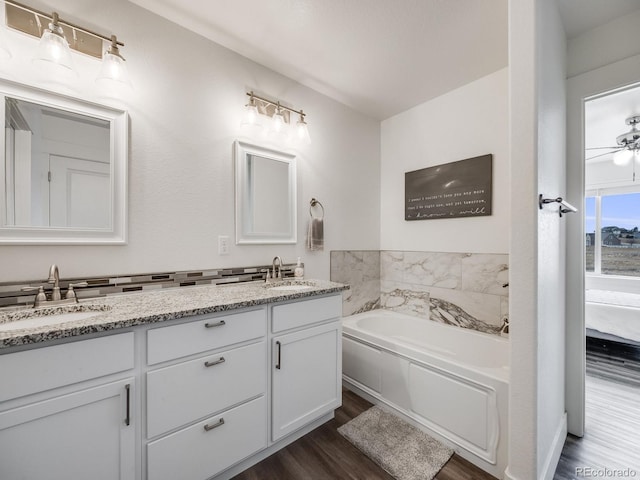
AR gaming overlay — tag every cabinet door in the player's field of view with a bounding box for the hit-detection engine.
[0,378,135,480]
[272,321,341,441]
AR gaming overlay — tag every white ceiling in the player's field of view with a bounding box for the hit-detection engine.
[557,0,640,39]
[128,1,640,121]
[128,0,508,120]
[585,85,640,161]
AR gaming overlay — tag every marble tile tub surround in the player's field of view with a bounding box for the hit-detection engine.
[330,251,380,316]
[0,263,300,309]
[331,250,509,335]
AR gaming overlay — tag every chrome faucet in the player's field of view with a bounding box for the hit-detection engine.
[272,256,283,281]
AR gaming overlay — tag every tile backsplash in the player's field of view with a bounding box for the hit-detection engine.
[0,263,298,309]
[331,250,509,335]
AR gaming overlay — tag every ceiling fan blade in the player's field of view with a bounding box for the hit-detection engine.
[585,146,621,150]
[586,149,623,161]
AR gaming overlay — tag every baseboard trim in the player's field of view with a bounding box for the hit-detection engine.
[541,412,567,480]
[503,413,567,480]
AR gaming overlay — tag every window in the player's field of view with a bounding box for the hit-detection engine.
[585,192,640,277]
[585,197,595,273]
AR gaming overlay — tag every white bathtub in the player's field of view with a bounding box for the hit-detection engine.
[342,309,509,478]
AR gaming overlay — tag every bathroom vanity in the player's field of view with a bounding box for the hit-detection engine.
[0,280,346,480]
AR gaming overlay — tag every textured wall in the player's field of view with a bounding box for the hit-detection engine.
[380,68,509,254]
[0,0,380,283]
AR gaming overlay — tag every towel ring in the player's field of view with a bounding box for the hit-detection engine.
[309,198,324,219]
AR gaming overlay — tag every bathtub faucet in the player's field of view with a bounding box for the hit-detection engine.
[500,317,509,336]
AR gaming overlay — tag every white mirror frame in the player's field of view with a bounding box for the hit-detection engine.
[235,140,297,244]
[0,80,128,244]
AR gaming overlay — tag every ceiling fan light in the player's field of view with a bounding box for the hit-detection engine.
[613,149,633,166]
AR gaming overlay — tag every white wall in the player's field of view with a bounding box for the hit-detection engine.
[507,1,568,479]
[0,0,380,282]
[536,0,568,478]
[567,9,640,79]
[380,68,509,254]
[506,0,538,477]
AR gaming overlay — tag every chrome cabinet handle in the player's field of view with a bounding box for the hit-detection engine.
[203,418,225,432]
[204,320,226,328]
[275,341,281,370]
[204,357,225,368]
[124,384,131,426]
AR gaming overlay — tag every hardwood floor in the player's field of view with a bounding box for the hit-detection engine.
[554,338,640,479]
[233,389,496,480]
[234,337,640,480]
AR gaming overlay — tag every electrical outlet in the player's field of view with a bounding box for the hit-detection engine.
[218,235,229,255]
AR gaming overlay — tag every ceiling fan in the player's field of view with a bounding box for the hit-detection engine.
[586,115,640,165]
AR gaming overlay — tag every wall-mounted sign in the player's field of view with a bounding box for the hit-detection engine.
[405,154,492,220]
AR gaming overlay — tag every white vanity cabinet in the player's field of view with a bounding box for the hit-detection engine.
[0,288,345,480]
[271,295,342,442]
[0,333,136,480]
[145,308,268,480]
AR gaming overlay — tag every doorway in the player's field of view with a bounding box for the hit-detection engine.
[556,82,640,478]
[584,85,640,346]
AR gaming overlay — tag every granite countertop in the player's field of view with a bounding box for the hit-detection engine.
[0,279,348,349]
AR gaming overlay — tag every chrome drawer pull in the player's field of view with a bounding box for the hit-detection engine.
[204,320,226,328]
[204,357,225,368]
[203,418,225,431]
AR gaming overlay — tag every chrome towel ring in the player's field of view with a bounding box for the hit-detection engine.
[309,198,324,219]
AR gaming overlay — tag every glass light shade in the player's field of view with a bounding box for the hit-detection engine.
[295,118,311,144]
[271,111,286,133]
[613,148,633,166]
[96,51,132,86]
[34,27,74,72]
[240,103,261,128]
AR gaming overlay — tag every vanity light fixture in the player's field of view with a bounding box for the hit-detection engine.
[295,110,311,144]
[96,35,131,86]
[5,0,130,85]
[271,102,286,134]
[241,91,311,145]
[240,92,262,129]
[34,11,74,72]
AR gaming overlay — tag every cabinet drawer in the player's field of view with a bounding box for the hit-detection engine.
[147,341,266,438]
[147,308,266,365]
[147,396,267,480]
[272,294,342,333]
[0,333,134,403]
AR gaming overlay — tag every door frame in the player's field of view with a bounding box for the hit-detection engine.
[566,53,640,436]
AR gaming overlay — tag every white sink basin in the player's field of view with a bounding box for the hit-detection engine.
[0,310,106,332]
[268,285,313,292]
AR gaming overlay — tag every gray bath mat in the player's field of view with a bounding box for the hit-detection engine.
[338,406,454,480]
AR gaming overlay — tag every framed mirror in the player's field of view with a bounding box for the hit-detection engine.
[235,140,296,244]
[0,80,128,244]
